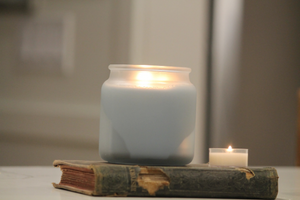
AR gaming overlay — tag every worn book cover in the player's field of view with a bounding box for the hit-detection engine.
[52,160,278,199]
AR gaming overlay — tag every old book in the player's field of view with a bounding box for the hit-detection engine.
[52,160,278,199]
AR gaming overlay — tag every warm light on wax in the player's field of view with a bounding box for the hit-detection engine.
[135,71,170,88]
[136,71,153,81]
[136,71,169,82]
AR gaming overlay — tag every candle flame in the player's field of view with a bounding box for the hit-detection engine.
[135,71,169,88]
[136,71,153,81]
[227,146,233,152]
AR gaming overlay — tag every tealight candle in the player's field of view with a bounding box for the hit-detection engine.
[209,146,248,167]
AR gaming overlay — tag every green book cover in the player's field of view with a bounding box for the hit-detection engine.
[52,160,278,199]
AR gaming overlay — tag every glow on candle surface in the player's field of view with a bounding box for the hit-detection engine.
[209,146,248,167]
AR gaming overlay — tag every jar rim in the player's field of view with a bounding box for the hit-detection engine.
[109,64,191,72]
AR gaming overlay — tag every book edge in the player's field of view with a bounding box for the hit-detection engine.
[52,182,94,196]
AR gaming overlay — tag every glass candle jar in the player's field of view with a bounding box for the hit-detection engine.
[99,64,197,165]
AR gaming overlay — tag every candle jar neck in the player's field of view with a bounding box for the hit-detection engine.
[107,64,192,85]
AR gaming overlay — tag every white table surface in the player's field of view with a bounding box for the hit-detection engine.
[0,166,299,200]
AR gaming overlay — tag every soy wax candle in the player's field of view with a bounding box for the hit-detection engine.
[99,64,197,165]
[209,146,248,167]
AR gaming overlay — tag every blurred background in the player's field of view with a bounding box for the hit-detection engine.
[0,0,299,166]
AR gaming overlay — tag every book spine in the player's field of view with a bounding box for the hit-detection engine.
[92,165,278,199]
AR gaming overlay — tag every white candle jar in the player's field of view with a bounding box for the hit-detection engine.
[99,64,197,165]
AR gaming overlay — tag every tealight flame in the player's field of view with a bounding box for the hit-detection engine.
[227,146,233,152]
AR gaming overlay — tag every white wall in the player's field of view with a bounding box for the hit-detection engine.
[0,0,209,165]
[0,0,131,165]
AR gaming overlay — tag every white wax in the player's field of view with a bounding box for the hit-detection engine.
[209,152,248,167]
[99,82,197,165]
